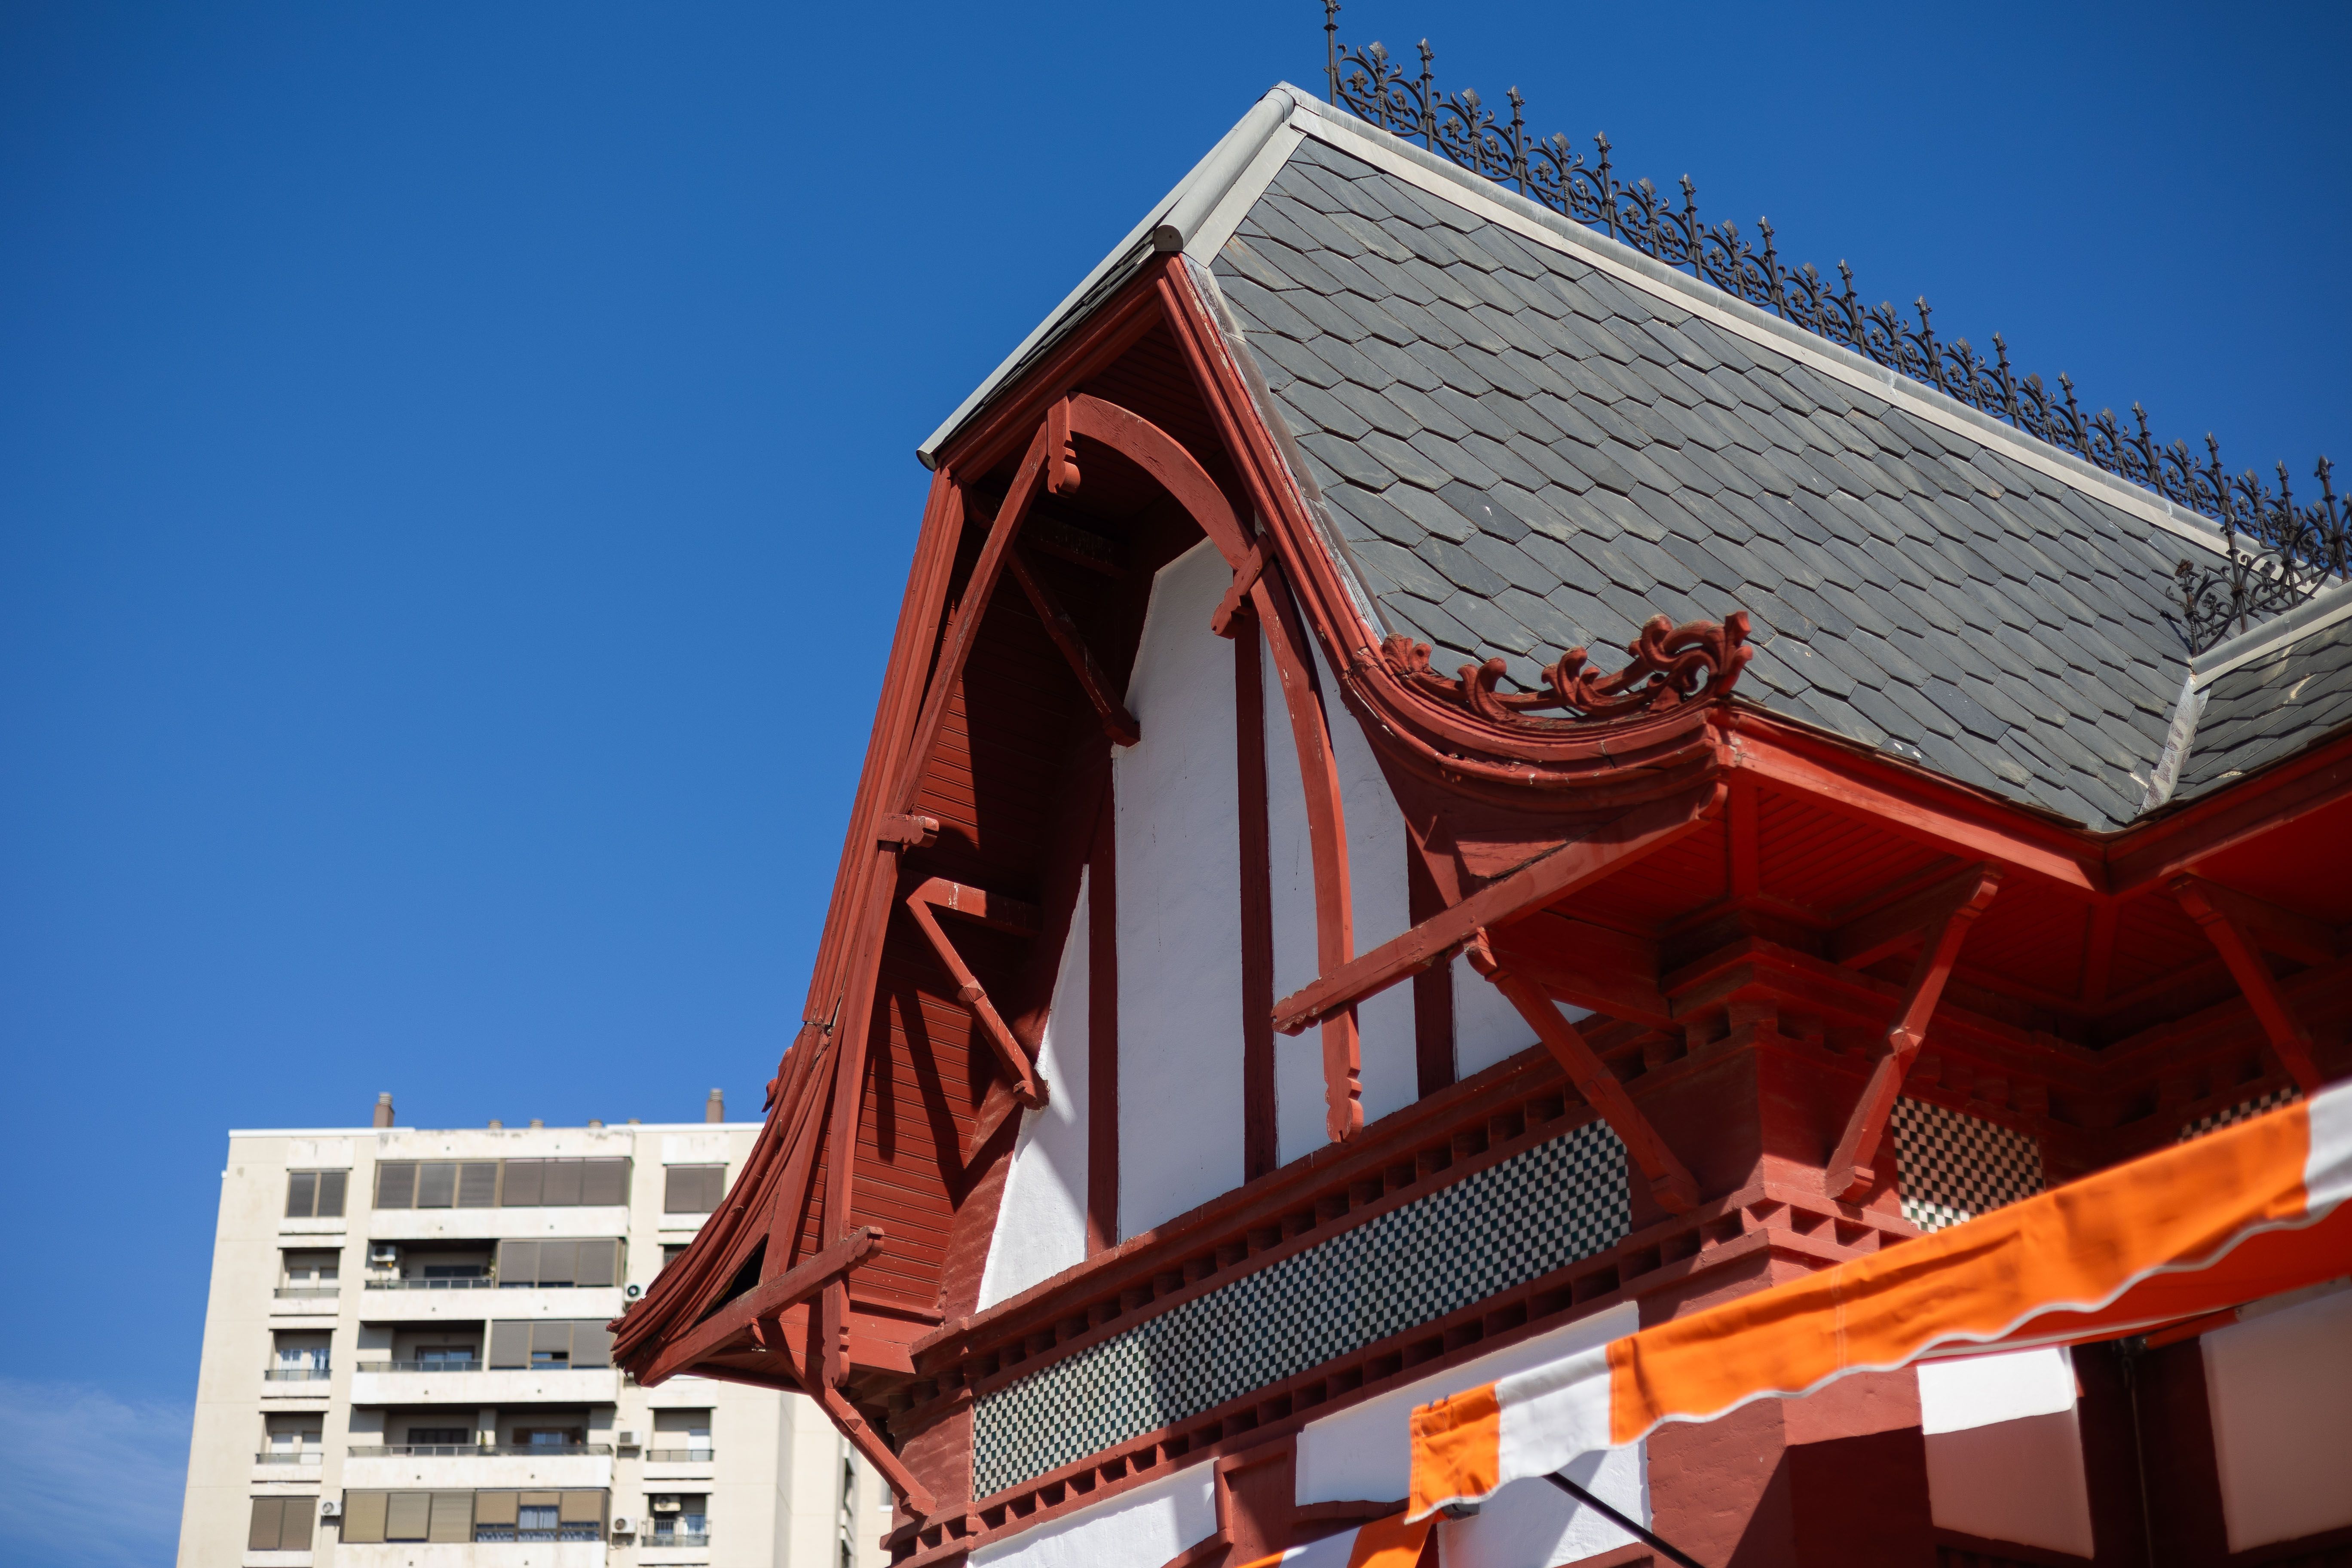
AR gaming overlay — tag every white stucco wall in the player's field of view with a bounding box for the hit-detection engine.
[1295,1301,1644,1567]
[1115,540,1246,1240]
[1268,633,1418,1165]
[2203,1281,2352,1551]
[977,877,1093,1309]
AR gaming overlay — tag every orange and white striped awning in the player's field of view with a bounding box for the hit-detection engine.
[1237,1512,1430,1568]
[1408,1079,2352,1522]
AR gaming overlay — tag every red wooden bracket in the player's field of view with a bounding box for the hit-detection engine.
[878,813,940,849]
[1828,865,2003,1200]
[804,1280,940,1519]
[1272,784,1726,1036]
[1209,539,1268,640]
[1466,931,1701,1213]
[1006,544,1140,747]
[2172,876,2327,1093]
[637,1225,884,1386]
[906,878,1046,1106]
[1044,395,1080,496]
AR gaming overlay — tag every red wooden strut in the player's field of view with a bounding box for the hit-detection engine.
[2172,875,2327,1094]
[1464,929,1701,1213]
[1828,864,2003,1200]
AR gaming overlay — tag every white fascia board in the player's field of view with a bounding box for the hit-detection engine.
[1274,88,2232,563]
[915,87,1296,470]
[225,1122,762,1137]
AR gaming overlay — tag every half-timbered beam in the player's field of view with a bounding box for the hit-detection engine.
[1006,544,1140,747]
[905,877,1047,1106]
[1828,866,2003,1200]
[2171,876,2326,1093]
[1273,784,1726,1036]
[1466,931,1701,1213]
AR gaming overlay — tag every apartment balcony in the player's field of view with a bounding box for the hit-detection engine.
[637,1534,713,1566]
[250,1451,325,1481]
[641,1449,716,1482]
[270,1287,340,1318]
[261,1367,333,1399]
[356,1283,622,1322]
[340,1445,614,1490]
[348,1363,619,1406]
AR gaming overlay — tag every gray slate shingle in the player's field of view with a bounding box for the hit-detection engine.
[1215,143,2200,829]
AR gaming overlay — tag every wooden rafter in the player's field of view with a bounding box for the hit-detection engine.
[1466,931,1701,1212]
[1828,865,2003,1200]
[904,876,1047,1107]
[1271,783,1726,1036]
[2171,876,2327,1093]
[1005,543,1140,747]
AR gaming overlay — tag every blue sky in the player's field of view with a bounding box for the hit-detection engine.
[1,3,2345,1559]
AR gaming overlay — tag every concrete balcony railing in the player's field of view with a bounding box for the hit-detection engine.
[348,1364,620,1407]
[273,1286,341,1298]
[643,1449,714,1462]
[253,1451,324,1464]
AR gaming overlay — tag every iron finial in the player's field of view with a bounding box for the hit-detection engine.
[1324,0,1341,103]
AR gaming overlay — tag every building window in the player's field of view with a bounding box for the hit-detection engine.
[651,1409,712,1460]
[284,1168,347,1218]
[493,1237,621,1287]
[371,1156,627,1209]
[246,1496,315,1550]
[268,1332,330,1380]
[649,1493,709,1546]
[261,1414,323,1464]
[663,1164,727,1213]
[486,1319,614,1370]
[277,1250,339,1297]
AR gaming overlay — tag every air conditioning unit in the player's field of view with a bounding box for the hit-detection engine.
[615,1430,640,1449]
[625,1282,643,1300]
[610,1517,635,1535]
[367,1242,401,1267]
[319,1499,342,1520]
[652,1496,683,1513]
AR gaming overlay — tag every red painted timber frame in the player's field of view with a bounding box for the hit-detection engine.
[619,249,2352,1546]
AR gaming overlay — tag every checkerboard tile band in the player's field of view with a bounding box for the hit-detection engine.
[969,1120,1631,1498]
[1889,1096,2044,1233]
[2177,1086,2302,1142]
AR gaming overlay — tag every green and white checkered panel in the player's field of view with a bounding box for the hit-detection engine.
[2177,1086,2301,1142]
[1890,1097,2043,1233]
[970,1120,1630,1498]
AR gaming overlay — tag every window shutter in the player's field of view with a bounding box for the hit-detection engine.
[531,1320,574,1361]
[426,1491,473,1543]
[570,1319,614,1369]
[280,1498,315,1550]
[457,1162,498,1207]
[385,1491,432,1542]
[342,1491,388,1544]
[474,1491,518,1527]
[581,1157,628,1205]
[316,1170,347,1216]
[500,1159,544,1207]
[247,1497,284,1551]
[416,1162,456,1208]
[574,1238,617,1288]
[558,1491,606,1525]
[284,1171,316,1219]
[487,1320,531,1369]
[536,1239,576,1287]
[496,1239,537,1286]
[542,1159,584,1206]
[374,1161,416,1209]
[519,1490,560,1510]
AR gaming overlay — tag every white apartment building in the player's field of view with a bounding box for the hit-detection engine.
[177,1093,894,1568]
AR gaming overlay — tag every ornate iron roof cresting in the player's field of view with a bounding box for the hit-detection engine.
[1319,4,2340,654]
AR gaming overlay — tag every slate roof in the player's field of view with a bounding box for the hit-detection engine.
[2179,612,2352,797]
[1205,131,2208,830]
